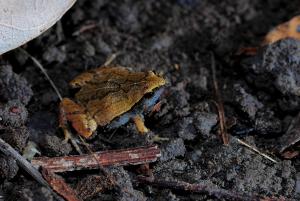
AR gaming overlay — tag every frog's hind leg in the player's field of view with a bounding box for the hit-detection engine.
[59,98,97,153]
[132,115,169,142]
[62,126,83,154]
[131,88,164,134]
[108,113,149,134]
[133,115,149,134]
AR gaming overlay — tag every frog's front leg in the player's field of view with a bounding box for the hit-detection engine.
[108,113,149,134]
[132,115,149,134]
[59,98,97,139]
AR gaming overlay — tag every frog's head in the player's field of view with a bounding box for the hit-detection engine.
[144,71,166,93]
[69,72,95,88]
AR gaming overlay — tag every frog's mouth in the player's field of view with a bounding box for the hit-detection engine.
[69,87,81,96]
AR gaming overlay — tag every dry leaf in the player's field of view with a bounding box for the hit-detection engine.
[0,0,76,55]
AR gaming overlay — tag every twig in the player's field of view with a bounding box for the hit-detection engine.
[78,135,110,177]
[20,48,63,101]
[136,176,260,201]
[32,145,161,172]
[210,52,229,145]
[0,138,64,200]
[72,22,98,36]
[62,127,83,155]
[103,53,118,66]
[236,139,278,163]
[0,138,48,186]
[42,168,81,201]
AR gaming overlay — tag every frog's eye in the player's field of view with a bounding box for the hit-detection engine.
[147,71,155,76]
[69,81,81,88]
[69,72,94,88]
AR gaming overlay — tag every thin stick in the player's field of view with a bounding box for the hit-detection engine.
[210,52,229,145]
[31,145,161,172]
[20,48,63,101]
[0,138,48,186]
[72,22,97,36]
[64,128,83,155]
[78,135,110,177]
[236,139,278,163]
[108,127,119,141]
[42,168,81,201]
[137,176,260,201]
[103,53,118,66]
[0,138,65,200]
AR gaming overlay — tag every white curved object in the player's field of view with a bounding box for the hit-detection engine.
[0,0,76,55]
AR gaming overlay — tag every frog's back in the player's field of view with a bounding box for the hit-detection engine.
[73,66,165,126]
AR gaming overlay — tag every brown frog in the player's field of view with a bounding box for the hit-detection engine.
[59,66,166,141]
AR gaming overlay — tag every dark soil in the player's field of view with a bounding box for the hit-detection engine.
[1,0,300,200]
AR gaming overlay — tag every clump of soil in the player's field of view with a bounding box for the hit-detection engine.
[0,100,28,127]
[0,156,19,182]
[0,64,33,105]
[1,0,300,200]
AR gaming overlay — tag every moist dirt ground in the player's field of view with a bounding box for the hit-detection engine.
[1,0,300,200]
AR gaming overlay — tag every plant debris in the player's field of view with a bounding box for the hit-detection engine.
[210,53,229,145]
[42,168,80,201]
[137,176,261,201]
[0,0,76,55]
[32,145,160,172]
[0,138,53,193]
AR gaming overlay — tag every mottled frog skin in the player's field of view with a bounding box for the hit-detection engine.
[59,66,165,138]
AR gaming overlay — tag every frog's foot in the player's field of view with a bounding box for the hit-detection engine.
[151,134,169,142]
[62,127,72,143]
[62,127,83,154]
[60,98,97,139]
[22,141,40,160]
[133,115,149,134]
